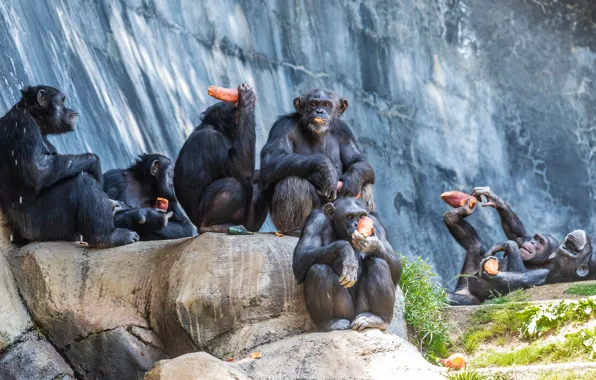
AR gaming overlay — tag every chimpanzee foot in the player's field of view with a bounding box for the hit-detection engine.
[351,312,388,331]
[321,319,351,331]
[92,228,139,248]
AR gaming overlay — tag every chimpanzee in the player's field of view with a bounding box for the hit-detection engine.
[0,85,138,247]
[103,154,197,240]
[260,89,375,236]
[293,197,401,331]
[444,186,557,305]
[481,229,596,288]
[174,83,267,233]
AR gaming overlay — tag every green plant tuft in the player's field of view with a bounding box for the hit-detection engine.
[483,289,529,305]
[399,255,451,358]
[443,370,490,380]
[564,283,596,297]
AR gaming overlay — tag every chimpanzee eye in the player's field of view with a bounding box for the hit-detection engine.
[325,101,333,108]
[347,215,353,220]
[311,101,317,108]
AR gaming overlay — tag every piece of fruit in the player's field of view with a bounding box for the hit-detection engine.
[313,117,324,124]
[154,197,169,210]
[208,86,239,103]
[357,217,374,238]
[439,353,466,370]
[275,231,284,237]
[249,352,262,360]
[226,358,233,362]
[440,191,477,208]
[484,258,499,275]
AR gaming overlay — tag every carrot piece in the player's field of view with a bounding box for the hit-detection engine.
[440,354,466,370]
[357,217,374,238]
[440,191,476,208]
[208,86,239,103]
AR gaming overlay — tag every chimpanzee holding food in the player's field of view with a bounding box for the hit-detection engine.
[260,89,375,236]
[0,85,139,247]
[104,154,196,240]
[480,229,596,289]
[293,197,401,331]
[443,186,557,305]
[174,83,267,234]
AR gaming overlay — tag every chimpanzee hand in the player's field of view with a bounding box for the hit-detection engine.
[351,229,380,254]
[486,240,517,257]
[471,186,503,208]
[480,256,502,280]
[336,241,358,288]
[312,156,338,201]
[337,177,361,198]
[82,153,103,186]
[237,83,256,110]
[458,198,477,216]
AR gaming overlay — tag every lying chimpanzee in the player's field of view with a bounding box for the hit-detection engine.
[174,83,267,233]
[293,197,401,331]
[104,154,196,240]
[0,85,138,247]
[480,229,596,288]
[444,187,556,305]
[260,89,376,236]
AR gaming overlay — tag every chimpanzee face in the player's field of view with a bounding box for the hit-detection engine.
[519,233,558,263]
[323,198,368,240]
[550,230,592,277]
[149,156,176,200]
[21,86,79,135]
[294,89,348,135]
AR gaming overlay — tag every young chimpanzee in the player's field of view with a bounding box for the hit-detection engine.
[293,197,401,331]
[0,85,138,247]
[174,83,267,233]
[444,186,557,305]
[103,154,197,240]
[260,89,375,236]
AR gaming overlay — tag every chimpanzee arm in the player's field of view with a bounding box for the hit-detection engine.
[228,84,256,182]
[481,267,549,290]
[293,211,353,283]
[260,116,335,191]
[485,241,526,272]
[337,123,375,197]
[471,187,528,243]
[443,204,485,254]
[365,215,402,284]
[15,125,102,192]
[148,201,197,239]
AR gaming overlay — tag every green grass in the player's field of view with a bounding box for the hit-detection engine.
[564,283,596,296]
[474,327,596,367]
[537,370,596,380]
[461,303,529,353]
[399,255,451,358]
[443,370,489,380]
[483,289,529,305]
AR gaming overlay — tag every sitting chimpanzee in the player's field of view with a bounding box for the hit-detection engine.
[444,187,556,305]
[174,83,267,233]
[293,197,401,331]
[0,85,138,247]
[260,89,375,236]
[480,229,596,289]
[103,154,196,240]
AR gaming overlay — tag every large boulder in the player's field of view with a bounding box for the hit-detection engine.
[9,233,408,377]
[145,330,444,380]
[0,332,75,380]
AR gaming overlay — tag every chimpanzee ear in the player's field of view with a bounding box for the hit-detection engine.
[37,89,48,108]
[150,160,160,176]
[323,203,336,219]
[293,96,303,113]
[338,98,348,114]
